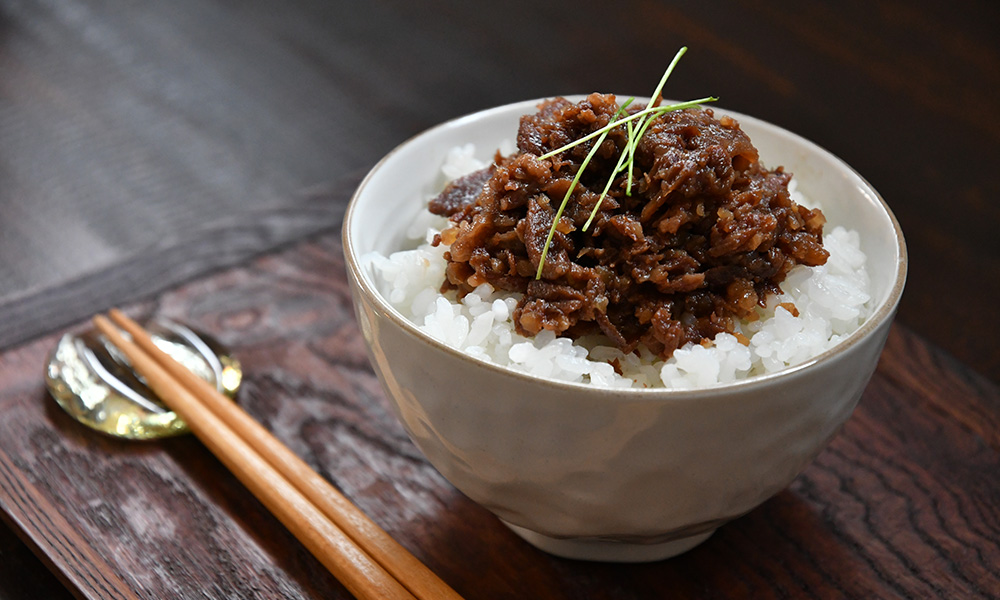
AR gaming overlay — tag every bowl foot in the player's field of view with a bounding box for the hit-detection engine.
[501,521,715,562]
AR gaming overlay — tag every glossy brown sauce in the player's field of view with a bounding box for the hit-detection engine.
[430,93,828,359]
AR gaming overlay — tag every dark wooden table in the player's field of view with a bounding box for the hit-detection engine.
[0,1,997,598]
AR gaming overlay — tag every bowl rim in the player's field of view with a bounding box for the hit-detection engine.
[343,96,908,398]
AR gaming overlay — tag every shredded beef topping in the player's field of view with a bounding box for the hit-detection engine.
[429,93,829,359]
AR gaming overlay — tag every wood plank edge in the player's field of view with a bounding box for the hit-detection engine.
[0,204,345,352]
[0,446,142,600]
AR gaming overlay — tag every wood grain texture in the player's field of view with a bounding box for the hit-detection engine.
[0,232,997,599]
[0,447,141,600]
[0,0,997,596]
[0,526,75,600]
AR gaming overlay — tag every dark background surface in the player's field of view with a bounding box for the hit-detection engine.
[0,0,997,597]
[1,0,998,380]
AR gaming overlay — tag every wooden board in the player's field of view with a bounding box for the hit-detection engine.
[1,0,997,595]
[0,233,997,599]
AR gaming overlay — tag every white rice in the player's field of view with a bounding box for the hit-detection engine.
[367,144,872,389]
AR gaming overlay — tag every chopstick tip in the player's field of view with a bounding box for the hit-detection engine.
[92,313,112,330]
[107,307,141,332]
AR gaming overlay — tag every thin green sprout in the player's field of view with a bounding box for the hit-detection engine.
[647,46,689,115]
[577,97,717,233]
[626,103,666,196]
[533,47,717,278]
[534,101,632,279]
[536,97,715,162]
[535,97,716,277]
[622,47,702,195]
[584,117,635,231]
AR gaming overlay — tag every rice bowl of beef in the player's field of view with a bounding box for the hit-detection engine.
[343,95,906,561]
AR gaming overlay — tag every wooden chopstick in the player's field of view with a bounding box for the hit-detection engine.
[94,311,463,600]
[105,310,462,600]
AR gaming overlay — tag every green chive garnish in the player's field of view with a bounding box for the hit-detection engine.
[534,47,717,278]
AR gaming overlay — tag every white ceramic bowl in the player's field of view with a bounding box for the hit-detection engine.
[343,98,907,562]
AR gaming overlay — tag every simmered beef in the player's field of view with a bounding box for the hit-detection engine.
[429,93,828,359]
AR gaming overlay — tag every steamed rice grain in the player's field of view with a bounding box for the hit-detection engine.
[367,144,872,389]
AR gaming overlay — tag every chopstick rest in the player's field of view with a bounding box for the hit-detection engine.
[94,312,462,600]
